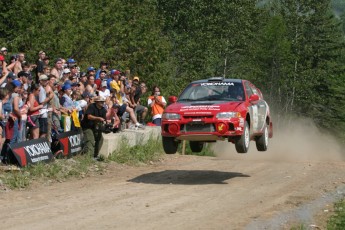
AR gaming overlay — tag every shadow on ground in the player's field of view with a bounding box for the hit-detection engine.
[128,170,250,185]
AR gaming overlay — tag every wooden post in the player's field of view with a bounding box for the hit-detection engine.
[182,140,186,155]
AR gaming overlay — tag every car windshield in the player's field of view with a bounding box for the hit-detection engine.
[178,81,245,102]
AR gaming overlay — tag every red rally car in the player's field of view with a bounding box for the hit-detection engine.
[161,77,273,154]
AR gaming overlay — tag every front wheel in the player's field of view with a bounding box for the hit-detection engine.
[190,141,204,152]
[256,124,268,151]
[162,136,178,154]
[235,121,250,153]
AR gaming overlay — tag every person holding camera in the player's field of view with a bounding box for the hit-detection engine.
[81,96,107,159]
[147,86,166,126]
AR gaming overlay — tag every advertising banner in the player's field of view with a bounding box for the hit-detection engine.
[9,138,54,167]
[56,130,83,158]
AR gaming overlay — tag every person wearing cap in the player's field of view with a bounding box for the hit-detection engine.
[6,72,17,87]
[61,68,71,83]
[50,58,64,80]
[0,47,8,55]
[71,82,81,94]
[38,74,54,138]
[60,83,74,110]
[81,95,107,159]
[95,70,107,89]
[87,66,96,77]
[67,58,77,68]
[98,81,110,98]
[0,48,8,65]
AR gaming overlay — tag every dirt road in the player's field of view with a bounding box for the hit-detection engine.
[0,120,345,230]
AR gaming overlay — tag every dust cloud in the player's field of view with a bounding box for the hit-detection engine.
[212,117,345,162]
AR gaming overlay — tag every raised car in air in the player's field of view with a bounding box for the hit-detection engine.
[161,77,273,154]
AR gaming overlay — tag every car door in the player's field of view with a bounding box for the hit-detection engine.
[249,83,268,133]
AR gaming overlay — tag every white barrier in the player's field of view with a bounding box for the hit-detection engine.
[99,126,161,158]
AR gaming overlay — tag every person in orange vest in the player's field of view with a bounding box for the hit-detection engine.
[147,86,166,126]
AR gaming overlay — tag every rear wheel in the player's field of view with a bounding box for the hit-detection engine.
[162,136,178,154]
[189,141,204,152]
[256,124,268,151]
[235,121,250,153]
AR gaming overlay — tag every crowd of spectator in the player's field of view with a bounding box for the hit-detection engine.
[0,48,167,161]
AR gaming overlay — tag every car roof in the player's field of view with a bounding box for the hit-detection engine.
[191,77,243,84]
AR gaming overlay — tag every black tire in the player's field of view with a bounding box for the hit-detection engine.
[162,136,178,154]
[190,141,204,152]
[235,121,250,153]
[256,124,268,151]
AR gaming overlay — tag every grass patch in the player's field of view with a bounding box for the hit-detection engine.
[327,198,345,229]
[178,141,216,157]
[0,154,105,190]
[107,136,164,165]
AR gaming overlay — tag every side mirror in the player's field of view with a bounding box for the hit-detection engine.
[168,96,178,103]
[249,94,259,103]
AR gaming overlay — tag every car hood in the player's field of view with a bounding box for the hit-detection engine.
[165,101,244,115]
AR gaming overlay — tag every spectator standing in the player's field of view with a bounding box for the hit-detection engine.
[0,88,10,155]
[81,96,107,159]
[38,74,54,138]
[13,53,25,75]
[27,84,43,139]
[147,86,166,126]
[5,80,23,145]
[43,56,50,67]
[19,89,29,141]
[36,51,46,78]
[61,84,74,110]
[48,77,64,132]
[0,55,5,75]
[0,47,8,65]
[50,58,64,80]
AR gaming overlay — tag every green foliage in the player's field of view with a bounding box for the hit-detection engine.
[108,136,164,165]
[327,199,345,229]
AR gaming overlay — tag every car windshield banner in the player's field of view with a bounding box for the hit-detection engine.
[56,130,83,158]
[9,138,54,167]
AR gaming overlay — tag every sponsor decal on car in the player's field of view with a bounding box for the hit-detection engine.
[180,105,220,112]
[200,82,235,86]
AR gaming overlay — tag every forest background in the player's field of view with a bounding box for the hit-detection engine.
[1,0,345,140]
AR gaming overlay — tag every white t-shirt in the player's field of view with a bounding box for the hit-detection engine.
[98,89,110,98]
